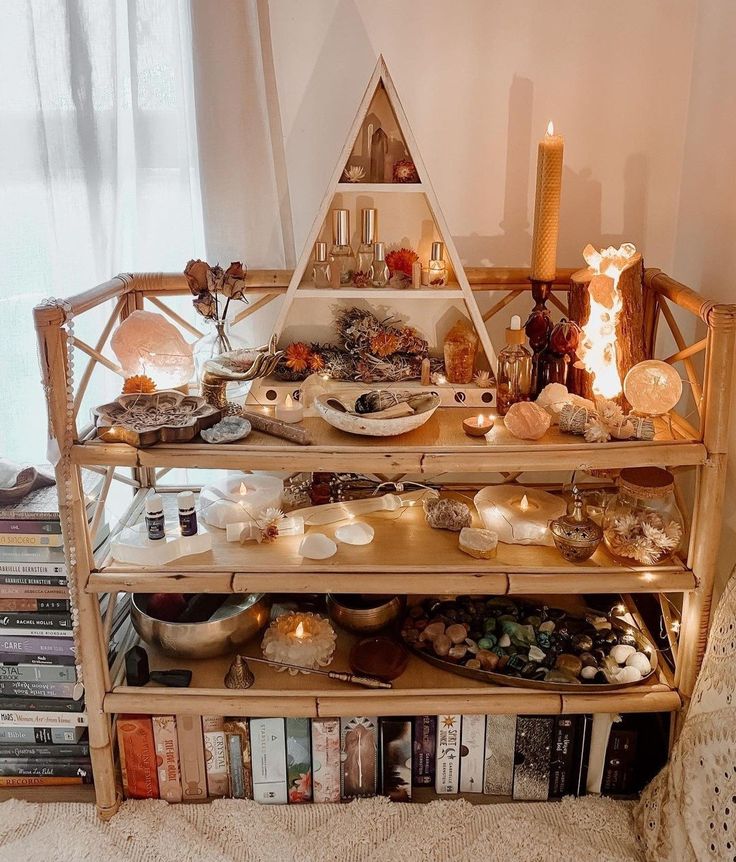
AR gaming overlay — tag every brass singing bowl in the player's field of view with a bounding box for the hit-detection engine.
[326,594,405,634]
[131,593,272,659]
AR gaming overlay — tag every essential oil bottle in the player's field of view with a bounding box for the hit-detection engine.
[177,490,198,537]
[145,494,165,541]
[369,241,390,287]
[356,208,377,277]
[329,209,356,285]
[496,314,533,415]
[312,241,331,288]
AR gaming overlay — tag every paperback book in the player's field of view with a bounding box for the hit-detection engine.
[203,715,229,798]
[250,717,287,804]
[311,718,340,803]
[340,717,378,799]
[177,714,207,801]
[379,718,411,801]
[434,715,461,794]
[286,717,312,803]
[152,715,182,803]
[117,715,159,799]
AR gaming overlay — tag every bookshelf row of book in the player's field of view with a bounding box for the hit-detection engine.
[118,711,670,804]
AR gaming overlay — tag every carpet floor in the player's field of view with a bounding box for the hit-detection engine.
[0,796,643,862]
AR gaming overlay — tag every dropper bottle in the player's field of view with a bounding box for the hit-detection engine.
[496,314,533,415]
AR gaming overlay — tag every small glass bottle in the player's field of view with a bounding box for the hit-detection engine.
[369,241,390,287]
[428,241,447,286]
[311,241,331,288]
[330,209,356,285]
[145,494,165,541]
[355,208,377,278]
[177,490,198,537]
[496,314,533,415]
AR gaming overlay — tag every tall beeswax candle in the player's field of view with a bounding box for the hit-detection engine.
[530,122,564,282]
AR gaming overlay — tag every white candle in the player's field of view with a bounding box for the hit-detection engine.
[275,393,304,423]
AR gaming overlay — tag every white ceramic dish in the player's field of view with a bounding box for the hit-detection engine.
[314,389,441,437]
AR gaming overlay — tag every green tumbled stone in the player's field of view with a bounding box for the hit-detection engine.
[478,636,497,650]
[500,620,537,648]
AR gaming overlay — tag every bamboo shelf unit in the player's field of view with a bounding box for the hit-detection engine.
[33,262,736,817]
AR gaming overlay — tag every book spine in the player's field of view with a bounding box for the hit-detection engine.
[250,717,287,804]
[0,759,91,778]
[202,715,229,798]
[176,714,207,801]
[549,716,579,798]
[513,716,553,801]
[311,717,340,803]
[0,663,76,682]
[0,628,73,639]
[0,697,84,713]
[0,521,62,535]
[223,719,253,800]
[0,587,69,600]
[602,729,638,796]
[0,637,75,656]
[0,775,91,787]
[0,613,71,631]
[459,714,485,794]
[0,726,84,743]
[0,680,78,699]
[574,714,593,797]
[434,715,461,794]
[286,717,312,803]
[0,652,76,667]
[483,714,516,796]
[0,742,90,759]
[412,715,436,787]
[0,599,70,612]
[0,534,64,548]
[117,715,159,799]
[0,709,87,725]
[0,573,67,585]
[151,715,182,803]
[586,713,619,795]
[379,718,412,801]
[340,717,378,800]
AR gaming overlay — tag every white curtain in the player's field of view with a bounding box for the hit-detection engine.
[0,0,207,463]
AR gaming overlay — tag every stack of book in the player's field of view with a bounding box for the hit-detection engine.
[117,711,668,803]
[0,472,106,788]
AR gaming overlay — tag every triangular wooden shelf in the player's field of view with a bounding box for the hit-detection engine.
[257,56,497,404]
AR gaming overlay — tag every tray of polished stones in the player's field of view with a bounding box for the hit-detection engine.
[400,596,658,692]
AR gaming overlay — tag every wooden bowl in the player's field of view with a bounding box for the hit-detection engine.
[326,594,405,634]
[314,390,440,437]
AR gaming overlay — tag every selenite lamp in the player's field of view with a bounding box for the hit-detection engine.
[474,485,566,546]
[199,472,284,529]
[111,310,194,389]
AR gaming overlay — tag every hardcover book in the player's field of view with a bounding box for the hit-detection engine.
[176,714,207,801]
[0,725,85,744]
[0,534,64,547]
[379,718,412,801]
[152,715,182,803]
[0,759,91,778]
[483,714,516,796]
[513,716,553,801]
[286,717,312,803]
[311,717,340,803]
[340,716,378,799]
[0,599,69,612]
[0,697,84,713]
[0,775,92,787]
[224,718,253,800]
[0,571,67,585]
[412,715,436,787]
[0,652,76,667]
[0,709,87,726]
[0,663,76,682]
[0,612,72,631]
[117,715,159,799]
[203,715,229,798]
[0,637,75,657]
[459,714,485,793]
[602,728,638,795]
[0,680,79,699]
[549,716,579,798]
[574,714,593,797]
[435,715,461,794]
[250,717,287,804]
[0,521,62,535]
[0,741,90,759]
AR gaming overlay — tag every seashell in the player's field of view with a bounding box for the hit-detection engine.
[334,521,374,545]
[298,533,337,560]
[201,416,252,444]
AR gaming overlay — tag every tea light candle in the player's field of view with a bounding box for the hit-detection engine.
[261,611,337,674]
[463,414,494,437]
[199,472,284,529]
[473,485,566,546]
[275,393,304,423]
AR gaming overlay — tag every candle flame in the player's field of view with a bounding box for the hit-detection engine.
[519,494,530,512]
[284,394,294,409]
[295,621,305,639]
[547,120,554,136]
[578,243,637,399]
[476,414,484,424]
[239,482,248,495]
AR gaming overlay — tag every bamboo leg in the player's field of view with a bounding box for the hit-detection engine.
[34,311,120,818]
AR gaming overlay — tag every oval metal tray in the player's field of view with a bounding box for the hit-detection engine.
[403,612,658,693]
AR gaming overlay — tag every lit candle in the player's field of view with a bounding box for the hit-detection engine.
[261,611,337,674]
[474,485,566,545]
[275,393,304,424]
[462,413,494,437]
[530,121,564,282]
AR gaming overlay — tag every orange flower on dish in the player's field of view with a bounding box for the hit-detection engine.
[385,247,418,278]
[122,375,156,394]
[284,342,313,373]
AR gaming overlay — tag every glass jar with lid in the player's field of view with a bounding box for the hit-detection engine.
[602,467,684,566]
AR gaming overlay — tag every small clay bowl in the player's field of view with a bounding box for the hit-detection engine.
[326,594,404,634]
[349,636,409,681]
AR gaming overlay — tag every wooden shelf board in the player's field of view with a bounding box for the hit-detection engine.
[335,183,425,193]
[104,628,680,718]
[293,287,463,299]
[88,492,692,594]
[73,408,705,473]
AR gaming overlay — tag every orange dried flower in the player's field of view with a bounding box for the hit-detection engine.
[385,247,418,278]
[285,342,313,373]
[122,375,156,394]
[308,352,326,372]
[369,331,401,357]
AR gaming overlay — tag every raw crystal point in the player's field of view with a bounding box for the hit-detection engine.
[224,655,255,689]
[111,310,194,388]
[334,521,375,545]
[504,401,551,440]
[423,497,472,531]
[443,319,479,384]
[298,533,338,560]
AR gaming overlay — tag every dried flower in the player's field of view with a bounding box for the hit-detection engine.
[369,331,401,357]
[584,416,611,443]
[385,248,419,278]
[605,510,683,565]
[392,159,419,183]
[343,165,365,182]
[221,261,248,301]
[122,375,156,395]
[193,291,217,319]
[308,350,326,372]
[473,370,492,389]
[285,342,314,373]
[184,259,210,296]
[352,271,371,288]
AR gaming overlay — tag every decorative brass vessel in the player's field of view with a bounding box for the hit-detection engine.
[550,493,603,562]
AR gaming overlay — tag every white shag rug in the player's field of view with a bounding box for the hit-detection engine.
[0,796,642,862]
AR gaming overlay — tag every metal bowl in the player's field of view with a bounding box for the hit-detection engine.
[326,594,404,634]
[131,593,272,659]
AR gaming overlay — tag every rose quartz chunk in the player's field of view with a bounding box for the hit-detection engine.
[504,401,551,440]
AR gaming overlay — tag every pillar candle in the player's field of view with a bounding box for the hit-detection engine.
[530,122,564,282]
